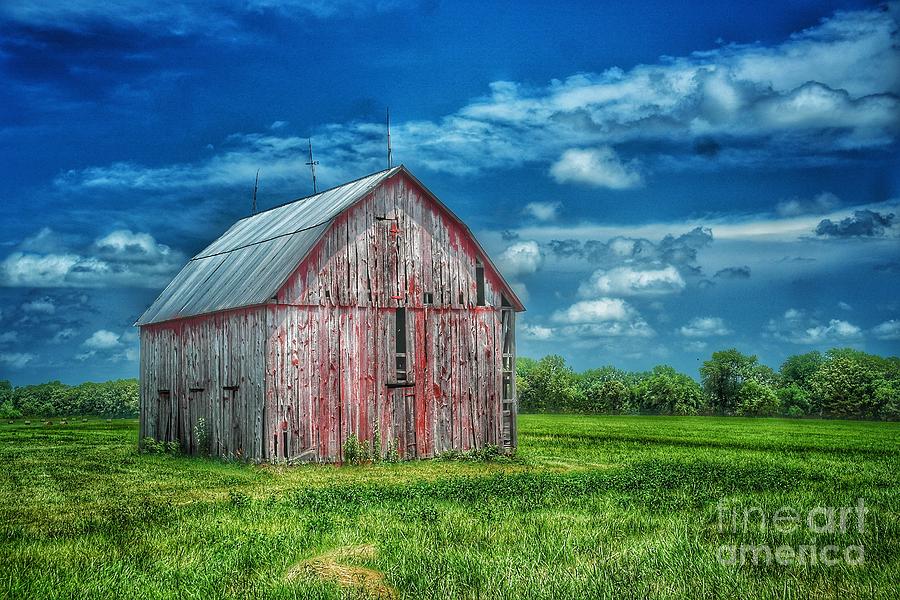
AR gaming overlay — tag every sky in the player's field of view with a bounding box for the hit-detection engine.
[1,0,899,384]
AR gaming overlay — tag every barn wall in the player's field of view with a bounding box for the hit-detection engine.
[264,304,507,462]
[263,170,517,462]
[139,306,266,459]
[276,171,510,310]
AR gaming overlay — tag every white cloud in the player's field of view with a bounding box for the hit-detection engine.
[82,330,122,350]
[776,192,841,217]
[578,265,685,297]
[521,323,554,341]
[0,331,18,344]
[1,229,185,288]
[52,6,899,193]
[550,298,655,338]
[52,328,77,343]
[684,340,708,352]
[550,147,643,189]
[678,316,732,337]
[838,301,853,311]
[497,241,543,278]
[21,297,56,314]
[766,312,863,344]
[522,202,561,222]
[552,298,634,323]
[0,352,35,368]
[872,319,900,340]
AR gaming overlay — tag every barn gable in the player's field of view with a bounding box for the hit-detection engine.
[137,166,522,326]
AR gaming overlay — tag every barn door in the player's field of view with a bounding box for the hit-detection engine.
[388,307,417,457]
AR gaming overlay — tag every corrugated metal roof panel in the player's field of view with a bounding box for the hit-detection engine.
[136,168,398,325]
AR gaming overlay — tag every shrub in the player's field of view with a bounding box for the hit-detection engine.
[0,400,21,419]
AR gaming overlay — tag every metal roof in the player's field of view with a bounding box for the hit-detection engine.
[136,165,524,326]
[136,168,400,325]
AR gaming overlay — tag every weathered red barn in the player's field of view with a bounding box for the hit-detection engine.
[136,166,523,462]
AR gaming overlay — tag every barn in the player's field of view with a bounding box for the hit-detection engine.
[136,165,524,463]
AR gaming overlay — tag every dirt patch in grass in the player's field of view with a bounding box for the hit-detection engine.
[285,543,396,599]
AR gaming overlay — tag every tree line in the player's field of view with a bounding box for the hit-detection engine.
[517,348,900,420]
[0,379,138,419]
[2,346,898,421]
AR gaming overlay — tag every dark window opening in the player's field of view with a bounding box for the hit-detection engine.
[458,292,464,305]
[423,292,434,305]
[476,261,485,306]
[324,290,330,300]
[395,307,407,381]
[501,294,512,308]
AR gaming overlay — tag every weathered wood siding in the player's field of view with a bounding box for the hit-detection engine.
[265,171,516,462]
[139,306,266,459]
[265,306,508,461]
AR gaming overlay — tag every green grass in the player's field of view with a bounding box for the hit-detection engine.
[1,415,898,599]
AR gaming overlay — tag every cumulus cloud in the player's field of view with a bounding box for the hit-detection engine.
[872,319,900,340]
[52,6,900,192]
[522,202,561,222]
[549,147,643,189]
[21,297,56,314]
[679,317,732,337]
[548,227,713,272]
[815,210,895,238]
[1,229,185,288]
[82,329,122,350]
[52,328,77,344]
[578,265,685,297]
[550,298,655,338]
[765,309,863,344]
[714,266,751,279]
[497,241,543,278]
[776,192,840,217]
[0,352,35,368]
[521,323,554,341]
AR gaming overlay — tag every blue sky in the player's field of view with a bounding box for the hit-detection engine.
[1,0,898,384]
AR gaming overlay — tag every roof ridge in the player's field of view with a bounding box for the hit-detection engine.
[234,165,400,222]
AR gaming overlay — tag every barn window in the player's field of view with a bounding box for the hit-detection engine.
[423,292,434,305]
[476,260,485,306]
[395,307,407,381]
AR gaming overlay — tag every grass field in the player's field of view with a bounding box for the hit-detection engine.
[1,415,898,599]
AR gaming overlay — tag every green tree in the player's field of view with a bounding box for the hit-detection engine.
[517,355,580,412]
[583,379,633,413]
[810,349,897,418]
[634,366,705,415]
[735,380,780,416]
[779,351,824,392]
[777,384,810,417]
[700,349,759,414]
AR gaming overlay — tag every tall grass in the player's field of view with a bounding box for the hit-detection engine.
[1,415,898,599]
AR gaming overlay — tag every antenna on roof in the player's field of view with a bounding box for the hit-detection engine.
[305,138,319,194]
[251,169,259,214]
[386,107,393,169]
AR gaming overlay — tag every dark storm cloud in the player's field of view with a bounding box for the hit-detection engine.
[714,266,751,279]
[815,210,895,238]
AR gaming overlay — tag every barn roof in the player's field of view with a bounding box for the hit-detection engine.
[136,165,523,326]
